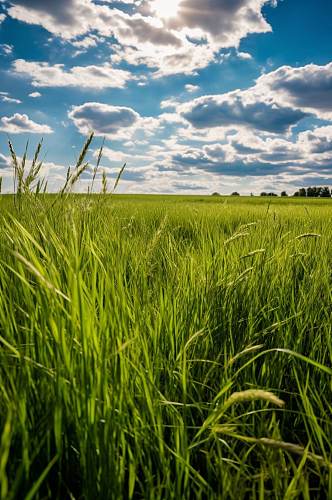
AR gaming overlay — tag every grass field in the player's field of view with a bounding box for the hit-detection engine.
[0,191,331,499]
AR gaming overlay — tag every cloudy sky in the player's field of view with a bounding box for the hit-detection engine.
[0,0,332,194]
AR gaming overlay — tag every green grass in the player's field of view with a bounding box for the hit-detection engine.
[0,191,331,499]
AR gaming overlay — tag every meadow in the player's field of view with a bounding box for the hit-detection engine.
[0,141,331,498]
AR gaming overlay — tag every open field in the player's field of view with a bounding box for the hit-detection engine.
[0,194,331,499]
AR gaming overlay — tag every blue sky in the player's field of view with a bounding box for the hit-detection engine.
[0,0,332,194]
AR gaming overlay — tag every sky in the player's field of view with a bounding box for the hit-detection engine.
[0,0,332,195]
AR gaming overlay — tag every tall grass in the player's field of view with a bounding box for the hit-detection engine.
[0,139,331,498]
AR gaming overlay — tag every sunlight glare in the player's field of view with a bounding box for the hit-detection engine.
[151,0,181,19]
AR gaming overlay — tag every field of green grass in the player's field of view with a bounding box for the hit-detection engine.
[0,190,331,499]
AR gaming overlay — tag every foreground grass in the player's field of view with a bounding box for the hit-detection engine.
[0,194,331,499]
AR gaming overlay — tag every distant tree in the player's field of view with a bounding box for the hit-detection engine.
[294,188,306,197]
[307,186,322,197]
[267,192,278,197]
[300,186,332,198]
[211,192,221,196]
[231,192,240,196]
[260,192,268,196]
[281,191,288,197]
[250,192,254,197]
[320,186,331,198]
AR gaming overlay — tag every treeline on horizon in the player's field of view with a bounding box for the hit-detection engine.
[213,186,332,198]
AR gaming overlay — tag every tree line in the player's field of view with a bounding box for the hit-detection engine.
[212,187,332,197]
[292,186,331,197]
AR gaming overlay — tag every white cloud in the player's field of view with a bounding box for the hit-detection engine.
[0,113,53,134]
[256,62,332,119]
[13,59,134,89]
[68,102,159,140]
[0,13,6,24]
[0,153,10,170]
[139,117,332,192]
[185,84,200,93]
[6,0,98,39]
[297,125,332,155]
[0,43,13,55]
[237,51,252,60]
[101,146,154,163]
[71,34,99,49]
[5,0,275,77]
[1,96,21,104]
[6,1,184,47]
[111,39,216,77]
[69,102,139,137]
[147,0,272,48]
[0,91,21,104]
[173,61,332,139]
[160,98,179,109]
[179,88,309,134]
[29,91,42,98]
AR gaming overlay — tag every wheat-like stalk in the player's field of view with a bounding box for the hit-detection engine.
[241,249,266,259]
[296,233,321,239]
[212,428,332,471]
[223,389,285,409]
[224,232,250,245]
[101,170,108,195]
[91,137,105,194]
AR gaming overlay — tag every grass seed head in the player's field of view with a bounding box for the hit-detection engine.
[224,389,285,409]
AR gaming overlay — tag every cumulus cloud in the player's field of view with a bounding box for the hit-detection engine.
[150,120,332,185]
[111,41,216,77]
[176,61,332,136]
[68,102,158,140]
[71,35,99,49]
[6,0,273,45]
[297,126,332,154]
[6,0,98,39]
[237,51,252,60]
[4,0,275,77]
[230,127,332,167]
[0,113,53,134]
[1,96,21,104]
[0,43,13,55]
[101,146,154,163]
[29,91,41,98]
[12,59,134,89]
[0,91,21,104]
[179,89,309,133]
[153,0,272,47]
[165,146,296,177]
[110,10,183,48]
[257,62,332,119]
[69,102,138,135]
[0,153,10,170]
[6,0,183,46]
[0,13,6,24]
[185,84,200,93]
[160,98,179,110]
